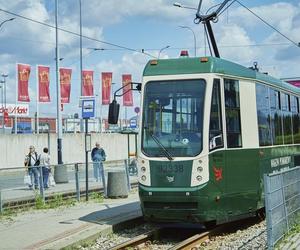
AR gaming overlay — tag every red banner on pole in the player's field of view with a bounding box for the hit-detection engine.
[17,64,31,102]
[122,74,133,106]
[82,70,94,96]
[38,65,50,102]
[60,68,72,103]
[102,72,112,105]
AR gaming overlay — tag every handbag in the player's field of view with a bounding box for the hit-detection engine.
[24,174,32,186]
[49,173,56,187]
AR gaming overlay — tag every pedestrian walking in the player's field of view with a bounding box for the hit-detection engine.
[24,146,40,190]
[39,147,51,189]
[91,142,106,182]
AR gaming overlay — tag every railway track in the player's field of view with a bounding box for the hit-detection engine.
[111,215,263,250]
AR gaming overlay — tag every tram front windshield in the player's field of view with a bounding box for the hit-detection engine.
[142,79,206,157]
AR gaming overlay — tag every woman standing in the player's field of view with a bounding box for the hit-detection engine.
[39,147,51,189]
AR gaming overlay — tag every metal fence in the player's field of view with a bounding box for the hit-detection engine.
[0,159,138,212]
[264,166,300,249]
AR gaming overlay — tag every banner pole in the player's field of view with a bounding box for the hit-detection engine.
[15,63,17,134]
[36,65,39,134]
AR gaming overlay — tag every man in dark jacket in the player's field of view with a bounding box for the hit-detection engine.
[91,142,106,182]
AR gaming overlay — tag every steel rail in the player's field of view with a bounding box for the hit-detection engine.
[111,228,161,250]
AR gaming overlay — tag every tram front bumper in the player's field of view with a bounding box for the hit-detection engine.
[139,184,210,223]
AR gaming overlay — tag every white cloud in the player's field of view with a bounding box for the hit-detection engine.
[217,24,258,64]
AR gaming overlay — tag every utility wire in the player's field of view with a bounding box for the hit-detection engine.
[218,0,236,17]
[236,0,300,48]
[0,8,156,58]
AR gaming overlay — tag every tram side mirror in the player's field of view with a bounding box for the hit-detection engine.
[209,134,223,150]
[136,83,142,91]
[108,100,120,124]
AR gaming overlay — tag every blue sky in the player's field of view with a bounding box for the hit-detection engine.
[0,0,300,119]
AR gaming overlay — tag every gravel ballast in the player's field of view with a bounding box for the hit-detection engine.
[79,219,267,250]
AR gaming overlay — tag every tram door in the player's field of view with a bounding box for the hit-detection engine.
[223,79,258,216]
[209,79,227,217]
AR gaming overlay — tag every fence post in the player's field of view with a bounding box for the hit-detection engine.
[75,163,80,201]
[0,190,3,213]
[124,159,131,192]
[39,166,45,204]
[280,173,289,232]
[264,173,273,250]
[101,162,107,197]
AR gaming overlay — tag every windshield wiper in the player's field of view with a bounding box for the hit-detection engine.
[149,132,174,161]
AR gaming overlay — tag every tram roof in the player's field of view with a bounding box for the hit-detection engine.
[143,56,300,94]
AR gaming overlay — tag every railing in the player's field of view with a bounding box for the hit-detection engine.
[0,159,138,211]
[264,166,300,249]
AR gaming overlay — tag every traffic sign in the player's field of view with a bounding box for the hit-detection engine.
[82,99,95,119]
[134,107,140,114]
[130,119,137,128]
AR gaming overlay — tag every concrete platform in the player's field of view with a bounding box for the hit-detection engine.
[0,192,141,250]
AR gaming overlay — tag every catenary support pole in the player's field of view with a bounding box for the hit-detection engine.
[85,118,89,201]
[55,0,63,164]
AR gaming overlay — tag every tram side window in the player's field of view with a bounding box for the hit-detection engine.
[281,93,293,144]
[209,79,223,151]
[291,96,300,143]
[224,79,242,148]
[270,89,283,145]
[255,83,272,146]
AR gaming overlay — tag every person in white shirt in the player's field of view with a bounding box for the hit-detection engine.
[39,147,51,189]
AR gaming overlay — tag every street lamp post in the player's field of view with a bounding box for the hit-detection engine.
[0,18,15,30]
[0,18,15,133]
[158,45,170,59]
[173,2,197,10]
[55,0,63,165]
[79,0,84,133]
[179,26,197,57]
[0,74,8,133]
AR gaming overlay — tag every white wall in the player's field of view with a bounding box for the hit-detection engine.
[0,133,137,169]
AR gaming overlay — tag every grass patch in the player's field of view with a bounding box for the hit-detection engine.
[89,192,104,203]
[276,222,300,249]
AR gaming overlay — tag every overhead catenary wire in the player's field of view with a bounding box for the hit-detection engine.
[218,0,236,17]
[0,8,156,58]
[236,0,300,48]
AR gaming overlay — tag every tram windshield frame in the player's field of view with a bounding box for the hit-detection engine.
[141,79,206,158]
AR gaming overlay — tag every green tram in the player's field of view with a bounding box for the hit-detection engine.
[137,56,300,225]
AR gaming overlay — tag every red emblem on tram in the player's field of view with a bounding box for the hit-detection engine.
[213,167,223,181]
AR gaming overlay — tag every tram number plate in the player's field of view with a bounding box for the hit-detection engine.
[159,164,184,174]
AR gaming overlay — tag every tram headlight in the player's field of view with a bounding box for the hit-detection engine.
[196,175,202,182]
[141,175,146,181]
[141,166,146,173]
[197,166,203,172]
